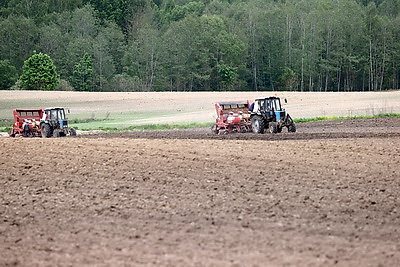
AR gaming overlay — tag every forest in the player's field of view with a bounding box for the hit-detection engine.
[0,0,400,92]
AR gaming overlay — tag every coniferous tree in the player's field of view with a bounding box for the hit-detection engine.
[72,53,94,91]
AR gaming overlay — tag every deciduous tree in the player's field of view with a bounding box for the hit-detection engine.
[20,52,59,90]
[0,60,18,90]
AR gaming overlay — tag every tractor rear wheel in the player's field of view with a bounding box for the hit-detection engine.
[8,129,15,138]
[288,122,296,132]
[211,124,219,134]
[251,116,265,134]
[269,122,278,134]
[70,128,77,136]
[41,124,52,138]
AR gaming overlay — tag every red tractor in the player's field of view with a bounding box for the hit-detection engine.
[9,109,44,137]
[211,100,253,134]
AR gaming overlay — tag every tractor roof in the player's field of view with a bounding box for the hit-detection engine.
[255,97,281,101]
[44,107,65,111]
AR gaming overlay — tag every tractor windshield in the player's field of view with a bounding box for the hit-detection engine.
[256,98,283,112]
[48,109,65,120]
[57,109,65,120]
[269,98,282,111]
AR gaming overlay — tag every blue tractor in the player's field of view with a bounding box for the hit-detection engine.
[40,107,77,138]
[250,97,296,134]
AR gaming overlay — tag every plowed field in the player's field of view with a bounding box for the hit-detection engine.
[1,118,400,266]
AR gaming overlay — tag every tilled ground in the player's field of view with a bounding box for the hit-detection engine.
[85,117,400,140]
[1,118,400,266]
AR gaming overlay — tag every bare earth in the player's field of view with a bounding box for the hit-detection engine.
[1,118,400,266]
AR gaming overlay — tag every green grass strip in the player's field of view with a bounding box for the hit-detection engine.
[2,113,400,133]
[77,113,400,132]
[293,113,400,123]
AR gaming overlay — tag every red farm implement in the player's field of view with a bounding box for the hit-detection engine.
[9,109,44,137]
[211,100,253,134]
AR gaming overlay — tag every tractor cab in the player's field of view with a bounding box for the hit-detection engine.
[43,108,68,129]
[41,107,76,138]
[252,97,286,122]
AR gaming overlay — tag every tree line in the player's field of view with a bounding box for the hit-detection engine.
[0,0,399,92]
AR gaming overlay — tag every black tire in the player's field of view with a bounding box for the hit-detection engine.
[41,124,52,138]
[211,124,219,135]
[288,122,296,133]
[251,116,265,134]
[276,125,282,133]
[269,122,278,134]
[53,129,61,137]
[70,128,77,136]
[8,129,15,138]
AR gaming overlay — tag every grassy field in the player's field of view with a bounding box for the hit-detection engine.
[1,90,400,132]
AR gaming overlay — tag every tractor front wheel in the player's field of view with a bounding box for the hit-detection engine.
[269,122,278,134]
[53,129,61,137]
[70,128,77,136]
[41,124,52,138]
[288,122,296,132]
[251,116,265,134]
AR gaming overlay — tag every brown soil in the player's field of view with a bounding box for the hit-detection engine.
[86,117,400,140]
[1,118,400,266]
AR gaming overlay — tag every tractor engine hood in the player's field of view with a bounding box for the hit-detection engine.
[274,110,286,121]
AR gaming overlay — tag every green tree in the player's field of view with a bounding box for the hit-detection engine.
[218,64,237,90]
[71,53,93,91]
[6,0,50,22]
[93,31,116,91]
[3,0,400,92]
[161,16,210,91]
[0,15,39,69]
[280,67,298,90]
[0,60,18,90]
[51,5,98,80]
[84,0,148,32]
[20,52,59,90]
[160,15,245,91]
[124,11,160,91]
[48,0,84,13]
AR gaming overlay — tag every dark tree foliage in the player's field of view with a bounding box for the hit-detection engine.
[1,0,400,91]
[71,53,94,91]
[0,60,18,90]
[83,0,148,31]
